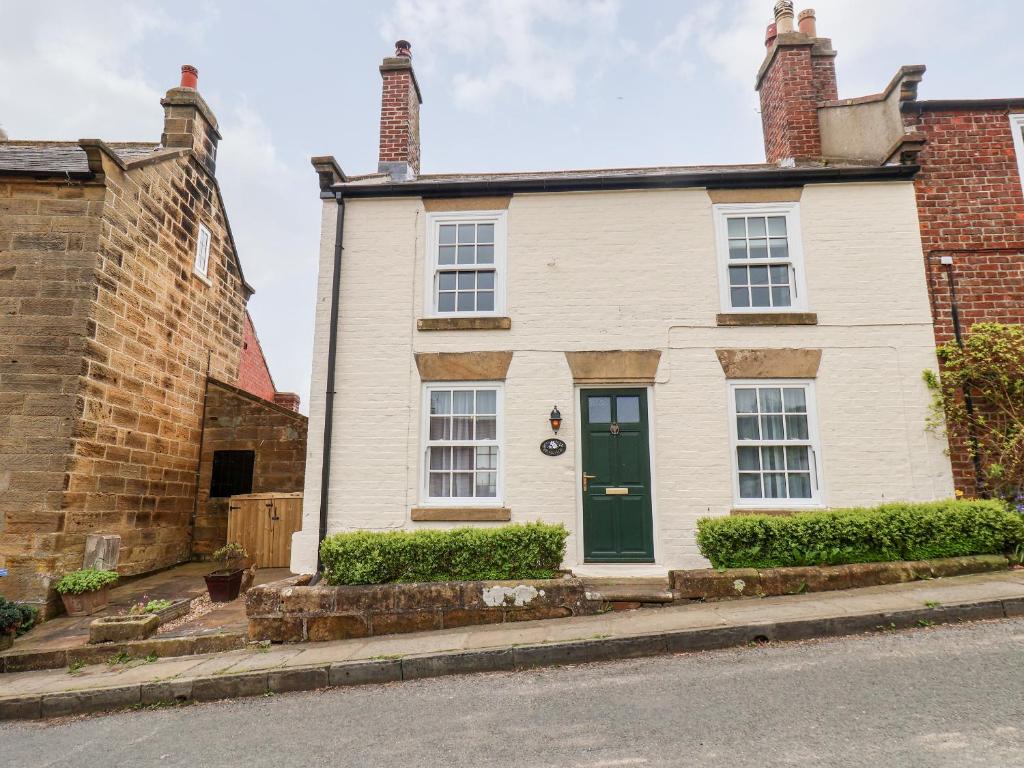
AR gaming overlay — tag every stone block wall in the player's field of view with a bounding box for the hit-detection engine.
[193,379,307,558]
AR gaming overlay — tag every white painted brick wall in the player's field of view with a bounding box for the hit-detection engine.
[292,182,953,573]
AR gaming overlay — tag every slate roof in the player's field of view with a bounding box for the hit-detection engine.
[0,141,160,175]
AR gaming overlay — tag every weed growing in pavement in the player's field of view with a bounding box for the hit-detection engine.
[917,619,935,628]
[67,660,86,674]
[924,600,942,608]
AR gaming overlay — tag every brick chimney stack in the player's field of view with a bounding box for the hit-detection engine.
[161,64,222,175]
[378,40,422,181]
[756,3,838,164]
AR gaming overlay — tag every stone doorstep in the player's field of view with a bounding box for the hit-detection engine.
[2,593,1021,721]
[0,632,247,674]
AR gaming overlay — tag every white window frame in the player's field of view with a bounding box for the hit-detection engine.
[420,381,504,506]
[424,210,507,318]
[713,202,808,313]
[727,379,824,509]
[1010,113,1024,196]
[194,223,212,282]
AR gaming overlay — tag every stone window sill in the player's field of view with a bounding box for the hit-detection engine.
[417,317,512,331]
[193,270,212,287]
[716,312,817,327]
[411,507,511,522]
[730,507,825,516]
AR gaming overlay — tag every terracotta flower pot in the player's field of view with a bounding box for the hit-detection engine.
[205,568,244,602]
[60,587,110,617]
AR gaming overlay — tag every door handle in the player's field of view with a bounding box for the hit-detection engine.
[582,473,597,492]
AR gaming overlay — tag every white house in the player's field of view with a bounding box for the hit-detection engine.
[291,34,953,576]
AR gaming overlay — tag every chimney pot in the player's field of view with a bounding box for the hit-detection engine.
[765,22,778,48]
[180,65,199,89]
[773,0,795,34]
[395,40,412,58]
[798,8,817,36]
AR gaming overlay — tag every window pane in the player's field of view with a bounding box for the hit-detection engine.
[453,447,474,470]
[735,389,758,413]
[730,288,750,307]
[786,446,809,470]
[761,414,785,440]
[457,245,475,264]
[739,473,762,498]
[737,446,760,471]
[729,240,748,260]
[476,390,496,414]
[759,388,783,412]
[749,239,768,260]
[476,416,496,440]
[438,272,456,290]
[771,287,791,306]
[616,396,641,423]
[788,473,812,498]
[764,473,787,498]
[477,244,494,264]
[476,447,498,470]
[748,217,767,237]
[477,271,495,289]
[453,473,474,497]
[749,265,769,285]
[429,416,450,440]
[736,415,760,440]
[762,446,785,470]
[769,238,789,259]
[477,292,494,312]
[750,287,770,307]
[429,473,450,497]
[588,396,611,423]
[457,223,475,244]
[430,390,451,414]
[769,265,789,285]
[437,292,455,312]
[457,272,475,289]
[727,218,746,238]
[477,223,494,243]
[438,245,456,264]
[767,216,787,236]
[457,292,475,312]
[729,266,746,286]
[785,415,809,440]
[783,388,806,412]
[439,225,457,245]
[476,472,497,497]
[452,416,474,440]
[429,446,450,470]
[453,391,474,414]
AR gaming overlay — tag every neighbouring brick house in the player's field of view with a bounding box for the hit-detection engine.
[291,37,953,576]
[0,66,305,614]
[757,3,1024,496]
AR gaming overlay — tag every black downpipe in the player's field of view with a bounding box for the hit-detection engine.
[309,196,345,585]
[943,261,986,497]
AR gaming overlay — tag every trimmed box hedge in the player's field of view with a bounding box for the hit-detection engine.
[320,522,569,586]
[696,500,1024,570]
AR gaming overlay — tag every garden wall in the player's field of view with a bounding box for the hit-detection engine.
[247,575,601,643]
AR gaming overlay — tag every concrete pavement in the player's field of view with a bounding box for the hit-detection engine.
[1,569,1023,720]
[3,617,1022,767]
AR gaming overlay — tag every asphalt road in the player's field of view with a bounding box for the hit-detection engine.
[4,618,1023,767]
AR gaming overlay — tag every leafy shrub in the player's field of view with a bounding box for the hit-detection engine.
[54,569,119,595]
[0,597,37,636]
[696,500,1024,570]
[211,543,248,569]
[320,522,569,585]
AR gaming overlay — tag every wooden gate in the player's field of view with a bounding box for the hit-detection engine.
[226,492,303,568]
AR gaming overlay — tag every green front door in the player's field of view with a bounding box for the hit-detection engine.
[580,389,655,562]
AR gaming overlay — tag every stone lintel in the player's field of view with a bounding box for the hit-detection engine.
[422,196,512,212]
[707,187,803,204]
[414,351,513,382]
[715,348,822,379]
[564,350,661,384]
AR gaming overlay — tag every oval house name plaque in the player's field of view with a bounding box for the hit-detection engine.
[540,438,567,457]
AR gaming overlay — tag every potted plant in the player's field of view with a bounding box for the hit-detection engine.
[205,543,249,602]
[0,597,37,651]
[54,568,119,616]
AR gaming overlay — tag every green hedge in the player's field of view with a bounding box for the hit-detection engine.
[320,522,568,586]
[696,500,1024,570]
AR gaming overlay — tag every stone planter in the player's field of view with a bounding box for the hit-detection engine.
[88,614,160,644]
[60,587,110,617]
[0,632,13,652]
[151,599,192,625]
[205,569,244,602]
[247,574,602,643]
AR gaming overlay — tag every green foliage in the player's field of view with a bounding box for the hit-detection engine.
[54,568,119,595]
[320,522,569,586]
[695,500,1024,569]
[211,543,248,567]
[924,322,1024,501]
[0,597,39,637]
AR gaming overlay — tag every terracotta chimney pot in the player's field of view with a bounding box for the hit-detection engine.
[765,22,778,48]
[394,40,412,58]
[180,65,198,89]
[774,0,795,34]
[798,8,817,37]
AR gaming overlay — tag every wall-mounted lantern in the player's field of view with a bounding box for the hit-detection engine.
[549,406,562,434]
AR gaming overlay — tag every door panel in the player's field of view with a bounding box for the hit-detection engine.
[581,388,655,562]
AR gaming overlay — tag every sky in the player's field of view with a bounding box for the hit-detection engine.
[1,1,1022,412]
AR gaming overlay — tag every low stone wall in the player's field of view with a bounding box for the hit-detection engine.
[247,575,602,643]
[671,555,1012,600]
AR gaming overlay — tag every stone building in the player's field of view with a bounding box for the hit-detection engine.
[0,66,305,614]
[290,36,952,576]
[757,3,1024,496]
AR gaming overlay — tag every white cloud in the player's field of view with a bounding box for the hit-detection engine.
[380,0,624,109]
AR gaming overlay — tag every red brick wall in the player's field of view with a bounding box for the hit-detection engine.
[238,311,276,402]
[759,44,825,163]
[378,64,420,174]
[908,106,1024,494]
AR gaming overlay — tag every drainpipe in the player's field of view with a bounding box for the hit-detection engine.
[940,256,986,497]
[308,195,346,586]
